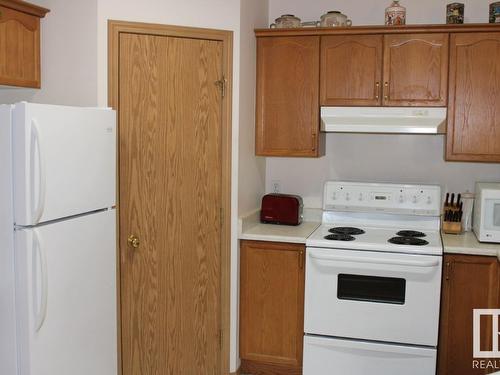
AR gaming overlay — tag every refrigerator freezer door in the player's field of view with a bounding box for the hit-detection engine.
[303,335,437,375]
[0,104,18,375]
[14,210,117,375]
[13,102,116,226]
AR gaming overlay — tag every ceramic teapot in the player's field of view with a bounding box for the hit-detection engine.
[320,11,352,27]
[270,14,301,28]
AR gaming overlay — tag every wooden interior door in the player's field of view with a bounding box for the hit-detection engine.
[438,255,500,375]
[383,33,448,106]
[446,32,500,162]
[320,35,383,106]
[118,32,224,375]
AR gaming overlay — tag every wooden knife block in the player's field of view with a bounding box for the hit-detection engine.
[442,204,463,234]
[442,220,462,234]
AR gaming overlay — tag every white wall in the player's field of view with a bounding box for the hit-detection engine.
[235,0,269,370]
[269,0,492,25]
[266,0,500,204]
[0,0,98,106]
[238,3,268,217]
[266,135,500,207]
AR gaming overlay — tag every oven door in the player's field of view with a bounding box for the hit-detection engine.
[303,335,437,375]
[304,247,442,346]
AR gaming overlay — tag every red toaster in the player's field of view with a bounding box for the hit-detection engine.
[260,194,303,226]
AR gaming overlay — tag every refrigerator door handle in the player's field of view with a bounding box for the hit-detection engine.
[32,229,48,332]
[31,119,46,224]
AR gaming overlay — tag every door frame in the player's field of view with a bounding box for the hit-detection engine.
[108,20,233,375]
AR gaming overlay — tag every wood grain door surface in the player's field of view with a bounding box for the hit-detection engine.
[447,32,500,162]
[240,240,305,374]
[438,255,500,375]
[0,5,41,87]
[321,35,383,106]
[383,33,448,106]
[119,32,223,375]
[255,36,321,157]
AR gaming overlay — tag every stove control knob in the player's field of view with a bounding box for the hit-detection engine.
[412,195,418,204]
[345,193,350,201]
[399,195,404,203]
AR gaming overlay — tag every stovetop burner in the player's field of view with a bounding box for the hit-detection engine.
[388,236,429,246]
[396,230,426,238]
[329,227,365,235]
[324,233,356,241]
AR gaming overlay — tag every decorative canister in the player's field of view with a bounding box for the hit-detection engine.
[385,0,406,26]
[270,14,301,28]
[319,11,352,27]
[490,2,500,23]
[447,3,464,24]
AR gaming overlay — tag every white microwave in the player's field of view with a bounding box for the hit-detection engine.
[473,182,500,243]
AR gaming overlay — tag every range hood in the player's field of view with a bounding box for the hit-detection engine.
[320,107,447,134]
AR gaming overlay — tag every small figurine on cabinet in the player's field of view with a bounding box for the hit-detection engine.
[447,3,464,24]
[385,0,406,25]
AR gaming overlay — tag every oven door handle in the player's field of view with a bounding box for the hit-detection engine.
[309,253,439,268]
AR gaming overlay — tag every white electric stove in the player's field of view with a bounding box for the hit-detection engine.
[303,181,443,375]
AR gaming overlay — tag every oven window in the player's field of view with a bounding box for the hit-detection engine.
[337,274,406,305]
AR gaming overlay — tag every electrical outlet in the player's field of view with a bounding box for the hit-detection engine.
[272,180,281,193]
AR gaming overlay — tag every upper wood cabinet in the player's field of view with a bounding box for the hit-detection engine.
[0,0,49,88]
[438,254,500,375]
[320,33,448,107]
[321,35,383,106]
[256,36,324,157]
[240,240,305,375]
[446,32,500,162]
[383,33,449,106]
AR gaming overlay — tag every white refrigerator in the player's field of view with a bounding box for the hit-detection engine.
[0,102,118,375]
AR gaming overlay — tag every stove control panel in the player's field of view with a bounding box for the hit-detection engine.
[323,181,441,216]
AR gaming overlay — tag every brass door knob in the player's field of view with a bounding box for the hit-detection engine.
[127,234,140,249]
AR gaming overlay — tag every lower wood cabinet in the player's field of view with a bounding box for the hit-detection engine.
[240,240,305,375]
[438,254,500,375]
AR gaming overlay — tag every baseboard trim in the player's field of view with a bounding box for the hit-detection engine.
[240,359,302,375]
[229,367,241,375]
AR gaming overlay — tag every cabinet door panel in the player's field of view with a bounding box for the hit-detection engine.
[256,36,321,157]
[447,33,500,162]
[438,255,499,375]
[240,240,305,370]
[383,33,448,106]
[0,6,40,88]
[321,35,383,106]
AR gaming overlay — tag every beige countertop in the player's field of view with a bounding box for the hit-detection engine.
[238,210,320,244]
[240,210,500,255]
[442,231,500,258]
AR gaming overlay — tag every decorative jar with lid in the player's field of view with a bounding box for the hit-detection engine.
[270,14,301,28]
[385,1,406,26]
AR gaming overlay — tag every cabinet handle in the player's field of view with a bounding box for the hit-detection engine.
[311,133,317,152]
[375,82,380,100]
[299,250,304,269]
[445,261,451,280]
[384,81,389,101]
